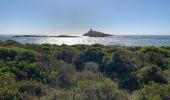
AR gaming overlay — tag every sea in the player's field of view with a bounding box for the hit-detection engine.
[0,35,170,47]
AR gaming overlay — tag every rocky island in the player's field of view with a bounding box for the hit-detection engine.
[83,29,113,37]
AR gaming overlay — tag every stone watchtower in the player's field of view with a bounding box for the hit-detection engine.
[90,29,93,32]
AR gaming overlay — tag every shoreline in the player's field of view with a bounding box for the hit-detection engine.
[0,35,169,47]
[0,40,169,48]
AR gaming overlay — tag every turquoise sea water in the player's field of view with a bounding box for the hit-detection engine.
[0,35,170,46]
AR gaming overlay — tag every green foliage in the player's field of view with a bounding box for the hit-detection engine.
[133,83,170,100]
[84,62,99,72]
[0,41,169,99]
[54,47,78,63]
[41,79,129,100]
[141,51,168,69]
[141,46,170,57]
[136,65,167,85]
[16,80,46,97]
[0,72,17,100]
[102,50,139,90]
[0,40,22,46]
[73,48,104,70]
[0,46,40,62]
[76,79,117,99]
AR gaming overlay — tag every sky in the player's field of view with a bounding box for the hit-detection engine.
[0,0,170,35]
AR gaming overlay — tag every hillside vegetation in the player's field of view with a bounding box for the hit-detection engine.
[0,40,170,100]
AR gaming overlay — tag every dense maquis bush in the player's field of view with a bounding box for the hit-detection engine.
[133,83,170,100]
[136,65,167,86]
[73,48,104,71]
[0,40,169,100]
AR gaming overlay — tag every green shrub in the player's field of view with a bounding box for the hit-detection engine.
[136,65,167,85]
[75,79,128,100]
[16,80,46,97]
[104,50,136,76]
[133,83,170,100]
[84,62,99,72]
[141,51,167,69]
[0,46,40,62]
[141,46,170,57]
[0,72,17,100]
[73,48,104,70]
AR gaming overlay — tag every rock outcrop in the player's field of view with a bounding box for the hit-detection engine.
[83,29,113,37]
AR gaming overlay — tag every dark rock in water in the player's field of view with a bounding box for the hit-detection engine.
[56,35,79,37]
[83,29,113,37]
[13,35,48,37]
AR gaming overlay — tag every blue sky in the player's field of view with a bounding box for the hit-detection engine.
[0,0,170,35]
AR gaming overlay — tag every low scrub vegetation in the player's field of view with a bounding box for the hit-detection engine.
[0,40,169,100]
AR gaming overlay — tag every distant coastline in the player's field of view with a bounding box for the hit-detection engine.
[13,29,113,38]
[13,35,79,37]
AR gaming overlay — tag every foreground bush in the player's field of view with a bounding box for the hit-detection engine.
[133,83,170,100]
[0,41,169,99]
